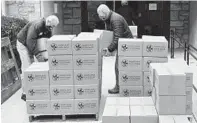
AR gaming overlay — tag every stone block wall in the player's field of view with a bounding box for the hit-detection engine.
[170,1,190,48]
[5,1,41,21]
[62,1,81,34]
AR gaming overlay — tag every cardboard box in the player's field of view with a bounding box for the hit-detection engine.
[102,105,117,123]
[24,62,49,87]
[26,100,51,114]
[143,97,154,106]
[116,106,130,123]
[120,86,143,97]
[129,26,138,37]
[105,97,118,106]
[149,63,163,87]
[106,97,130,106]
[144,85,152,97]
[93,29,113,43]
[48,55,73,70]
[186,87,193,102]
[74,70,99,85]
[142,37,168,57]
[50,85,74,99]
[47,35,76,55]
[74,85,98,99]
[72,36,98,55]
[26,86,50,100]
[119,71,143,86]
[118,38,143,56]
[73,54,98,70]
[130,106,145,123]
[49,70,73,85]
[152,87,157,105]
[143,106,158,123]
[74,99,98,113]
[173,116,191,123]
[156,95,186,115]
[143,57,168,71]
[51,99,74,114]
[186,101,193,115]
[119,57,142,71]
[143,72,151,86]
[159,116,174,123]
[155,65,186,95]
[129,97,154,106]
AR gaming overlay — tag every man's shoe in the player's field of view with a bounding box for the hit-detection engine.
[21,93,26,101]
[108,86,119,94]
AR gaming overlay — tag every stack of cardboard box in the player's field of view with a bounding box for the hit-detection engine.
[118,36,168,97]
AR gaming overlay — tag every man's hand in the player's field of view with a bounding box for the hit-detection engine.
[102,48,111,57]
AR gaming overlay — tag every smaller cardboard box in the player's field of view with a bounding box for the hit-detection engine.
[143,57,168,71]
[51,99,74,114]
[118,38,143,56]
[50,85,74,99]
[47,35,76,55]
[48,55,73,70]
[119,71,143,86]
[26,100,51,114]
[49,70,73,85]
[26,86,50,100]
[74,85,98,99]
[74,99,98,113]
[120,86,143,97]
[119,57,142,71]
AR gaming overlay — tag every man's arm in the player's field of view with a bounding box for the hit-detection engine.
[108,20,124,52]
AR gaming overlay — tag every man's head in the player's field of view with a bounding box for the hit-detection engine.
[45,15,59,31]
[97,4,111,21]
[121,0,128,6]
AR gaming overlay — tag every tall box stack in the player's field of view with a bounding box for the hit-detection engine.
[142,36,168,96]
[118,38,144,97]
[47,35,76,115]
[25,62,51,114]
[72,33,101,118]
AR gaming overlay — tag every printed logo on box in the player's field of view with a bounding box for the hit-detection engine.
[77,88,84,95]
[76,73,96,81]
[28,74,34,82]
[76,59,83,66]
[52,73,72,81]
[121,59,129,67]
[146,60,152,68]
[52,74,59,81]
[53,103,60,110]
[146,45,153,52]
[74,43,82,51]
[29,103,36,110]
[50,43,70,51]
[51,43,58,51]
[121,74,129,82]
[77,73,83,81]
[78,102,84,109]
[121,44,128,51]
[28,89,35,96]
[121,74,141,82]
[122,89,142,96]
[51,58,58,66]
[123,89,130,96]
[27,74,47,82]
[77,102,96,110]
[53,89,60,95]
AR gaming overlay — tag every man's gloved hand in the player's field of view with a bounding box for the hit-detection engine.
[103,48,111,57]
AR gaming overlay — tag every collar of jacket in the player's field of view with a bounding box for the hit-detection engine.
[105,11,113,23]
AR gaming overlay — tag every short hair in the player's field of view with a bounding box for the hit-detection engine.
[97,4,110,16]
[46,15,59,27]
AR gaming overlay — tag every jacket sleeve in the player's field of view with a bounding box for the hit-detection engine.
[108,20,124,52]
[26,26,39,56]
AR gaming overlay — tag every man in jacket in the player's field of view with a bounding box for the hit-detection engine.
[17,15,59,101]
[97,4,133,94]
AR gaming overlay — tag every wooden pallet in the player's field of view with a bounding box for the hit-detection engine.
[28,113,99,122]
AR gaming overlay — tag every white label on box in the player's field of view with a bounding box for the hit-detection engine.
[48,55,73,70]
[27,100,51,114]
[143,57,168,71]
[50,86,74,99]
[74,85,98,99]
[74,99,98,113]
[51,100,74,114]
[144,85,152,97]
[120,86,143,97]
[49,70,73,85]
[118,38,143,56]
[119,57,142,71]
[26,86,50,100]
[143,39,168,57]
[119,71,143,86]
[143,72,151,86]
[74,70,99,85]
[73,55,98,70]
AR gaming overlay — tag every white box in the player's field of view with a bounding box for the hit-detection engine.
[93,29,113,43]
[143,97,154,106]
[72,36,98,55]
[51,99,74,114]
[26,86,50,100]
[129,97,154,106]
[47,35,76,55]
[105,97,118,106]
[144,85,152,97]
[120,86,143,97]
[73,55,98,70]
[129,26,138,37]
[26,100,51,114]
[130,106,145,123]
[50,85,74,99]
[74,85,98,99]
[173,116,190,123]
[156,95,186,115]
[118,38,143,56]
[159,116,174,123]
[155,65,186,95]
[143,72,151,86]
[74,99,98,113]
[143,106,158,123]
[106,97,130,106]
[142,37,168,57]
[48,55,73,70]
[119,71,143,86]
[49,70,73,85]
[74,70,99,85]
[102,105,117,123]
[143,57,168,71]
[119,57,142,71]
[24,63,49,87]
[149,63,163,87]
[116,106,130,123]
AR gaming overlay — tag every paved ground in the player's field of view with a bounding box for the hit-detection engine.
[1,49,197,123]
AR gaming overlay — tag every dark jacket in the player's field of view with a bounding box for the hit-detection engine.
[105,11,133,52]
[17,18,52,55]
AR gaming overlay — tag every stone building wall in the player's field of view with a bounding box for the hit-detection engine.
[170,1,190,48]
